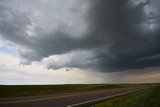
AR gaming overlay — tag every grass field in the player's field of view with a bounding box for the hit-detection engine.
[89,85,160,107]
[0,84,132,98]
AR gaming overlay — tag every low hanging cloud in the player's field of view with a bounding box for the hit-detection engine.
[43,51,98,70]
[0,0,160,72]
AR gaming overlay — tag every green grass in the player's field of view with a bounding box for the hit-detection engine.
[0,84,128,98]
[89,85,160,107]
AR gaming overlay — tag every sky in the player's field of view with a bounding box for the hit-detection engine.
[0,0,160,84]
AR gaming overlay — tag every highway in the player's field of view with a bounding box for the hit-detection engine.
[0,86,150,107]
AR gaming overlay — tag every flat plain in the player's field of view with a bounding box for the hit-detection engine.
[0,84,156,107]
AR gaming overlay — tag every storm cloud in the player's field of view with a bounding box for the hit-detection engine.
[86,0,160,71]
[0,0,160,72]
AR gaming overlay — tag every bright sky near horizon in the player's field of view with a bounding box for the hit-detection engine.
[0,0,160,84]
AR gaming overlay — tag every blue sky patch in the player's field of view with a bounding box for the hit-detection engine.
[0,46,16,55]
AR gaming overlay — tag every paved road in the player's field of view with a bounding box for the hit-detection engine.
[0,86,150,107]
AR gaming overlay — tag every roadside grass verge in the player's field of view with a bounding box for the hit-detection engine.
[88,85,160,107]
[0,84,133,98]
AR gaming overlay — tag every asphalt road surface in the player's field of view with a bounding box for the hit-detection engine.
[0,86,150,107]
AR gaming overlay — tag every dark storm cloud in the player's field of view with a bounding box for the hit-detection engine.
[0,3,80,61]
[0,0,160,72]
[0,4,31,44]
[83,0,160,71]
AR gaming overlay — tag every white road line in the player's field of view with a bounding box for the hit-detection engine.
[68,88,147,107]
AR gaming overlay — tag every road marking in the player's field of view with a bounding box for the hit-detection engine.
[0,89,124,104]
[68,88,147,107]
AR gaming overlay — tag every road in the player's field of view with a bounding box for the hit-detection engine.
[0,86,150,107]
